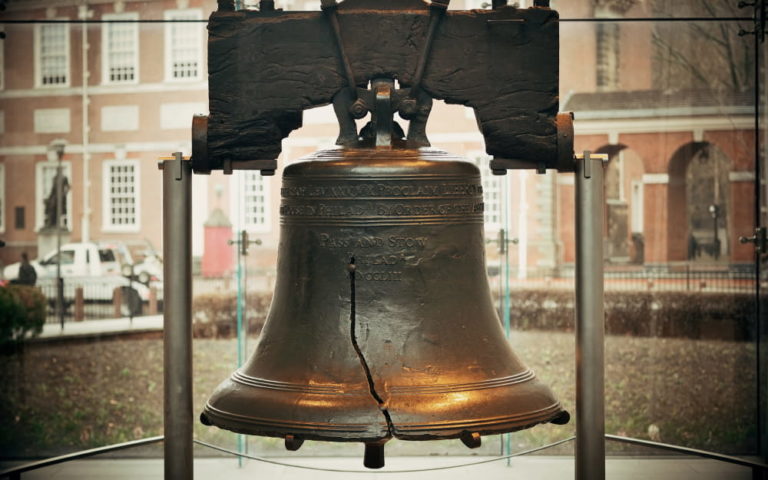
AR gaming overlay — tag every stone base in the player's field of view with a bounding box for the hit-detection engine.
[37,227,71,259]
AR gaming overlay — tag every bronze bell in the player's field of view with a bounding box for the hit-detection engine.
[201,147,569,468]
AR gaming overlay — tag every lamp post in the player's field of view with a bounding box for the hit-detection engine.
[48,139,67,329]
[708,204,720,260]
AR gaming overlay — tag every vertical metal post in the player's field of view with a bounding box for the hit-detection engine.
[575,151,606,480]
[161,153,193,480]
[235,229,246,467]
[56,157,64,330]
[501,174,512,463]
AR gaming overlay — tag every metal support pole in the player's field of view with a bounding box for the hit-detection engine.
[575,151,606,480]
[161,153,193,480]
[56,159,64,330]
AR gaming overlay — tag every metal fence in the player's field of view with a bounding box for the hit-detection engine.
[37,280,159,324]
[491,263,757,293]
[39,264,754,324]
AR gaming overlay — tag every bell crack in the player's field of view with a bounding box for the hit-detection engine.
[348,257,395,437]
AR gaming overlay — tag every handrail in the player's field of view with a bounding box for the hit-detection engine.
[192,437,576,473]
[0,436,164,480]
[605,434,768,471]
[2,434,766,478]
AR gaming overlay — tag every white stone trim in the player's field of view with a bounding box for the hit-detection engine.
[573,115,754,136]
[160,102,207,129]
[101,105,140,132]
[642,173,669,184]
[729,171,755,182]
[556,173,575,185]
[0,141,191,156]
[0,81,208,99]
[34,108,71,133]
[575,106,754,120]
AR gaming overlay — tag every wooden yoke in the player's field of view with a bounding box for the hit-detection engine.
[192,0,573,175]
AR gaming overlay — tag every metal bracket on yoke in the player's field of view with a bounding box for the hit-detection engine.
[157,153,191,181]
[575,151,609,180]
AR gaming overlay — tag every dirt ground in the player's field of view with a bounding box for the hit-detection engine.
[0,331,757,459]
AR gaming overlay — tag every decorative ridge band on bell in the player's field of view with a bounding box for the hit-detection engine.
[201,147,569,468]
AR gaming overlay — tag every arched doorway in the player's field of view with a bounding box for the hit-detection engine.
[598,145,646,264]
[668,142,731,263]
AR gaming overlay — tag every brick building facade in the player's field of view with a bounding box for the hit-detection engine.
[0,0,757,277]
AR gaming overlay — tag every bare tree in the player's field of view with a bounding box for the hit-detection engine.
[650,0,754,93]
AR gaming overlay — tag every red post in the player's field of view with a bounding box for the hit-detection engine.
[74,287,84,322]
[113,287,123,318]
[149,287,158,314]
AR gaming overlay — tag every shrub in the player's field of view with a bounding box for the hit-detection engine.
[0,285,46,348]
[502,289,756,341]
[192,291,273,338]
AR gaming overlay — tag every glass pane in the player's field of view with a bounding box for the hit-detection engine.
[557,18,758,456]
[552,0,755,20]
[0,2,761,475]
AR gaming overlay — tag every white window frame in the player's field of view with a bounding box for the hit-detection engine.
[34,20,71,88]
[231,170,271,234]
[101,12,140,85]
[471,152,504,232]
[164,9,204,82]
[35,161,73,231]
[102,159,141,233]
[0,164,5,233]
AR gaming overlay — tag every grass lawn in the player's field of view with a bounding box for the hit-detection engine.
[0,331,756,459]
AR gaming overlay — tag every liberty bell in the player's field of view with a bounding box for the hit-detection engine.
[198,0,572,469]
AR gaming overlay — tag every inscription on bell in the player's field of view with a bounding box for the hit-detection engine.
[355,271,404,282]
[375,203,484,216]
[319,234,428,249]
[281,182,482,198]
[280,204,367,217]
[281,202,484,217]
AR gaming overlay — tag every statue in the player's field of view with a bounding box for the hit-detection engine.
[43,170,70,230]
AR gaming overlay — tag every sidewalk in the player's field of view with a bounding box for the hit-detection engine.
[33,315,163,342]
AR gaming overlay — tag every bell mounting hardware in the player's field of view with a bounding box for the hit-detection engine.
[191,0,574,175]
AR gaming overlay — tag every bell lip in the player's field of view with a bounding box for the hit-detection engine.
[201,403,391,443]
[200,401,568,444]
[284,147,481,177]
[388,402,568,440]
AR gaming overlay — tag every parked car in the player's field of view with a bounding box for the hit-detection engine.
[123,250,163,285]
[3,242,157,316]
